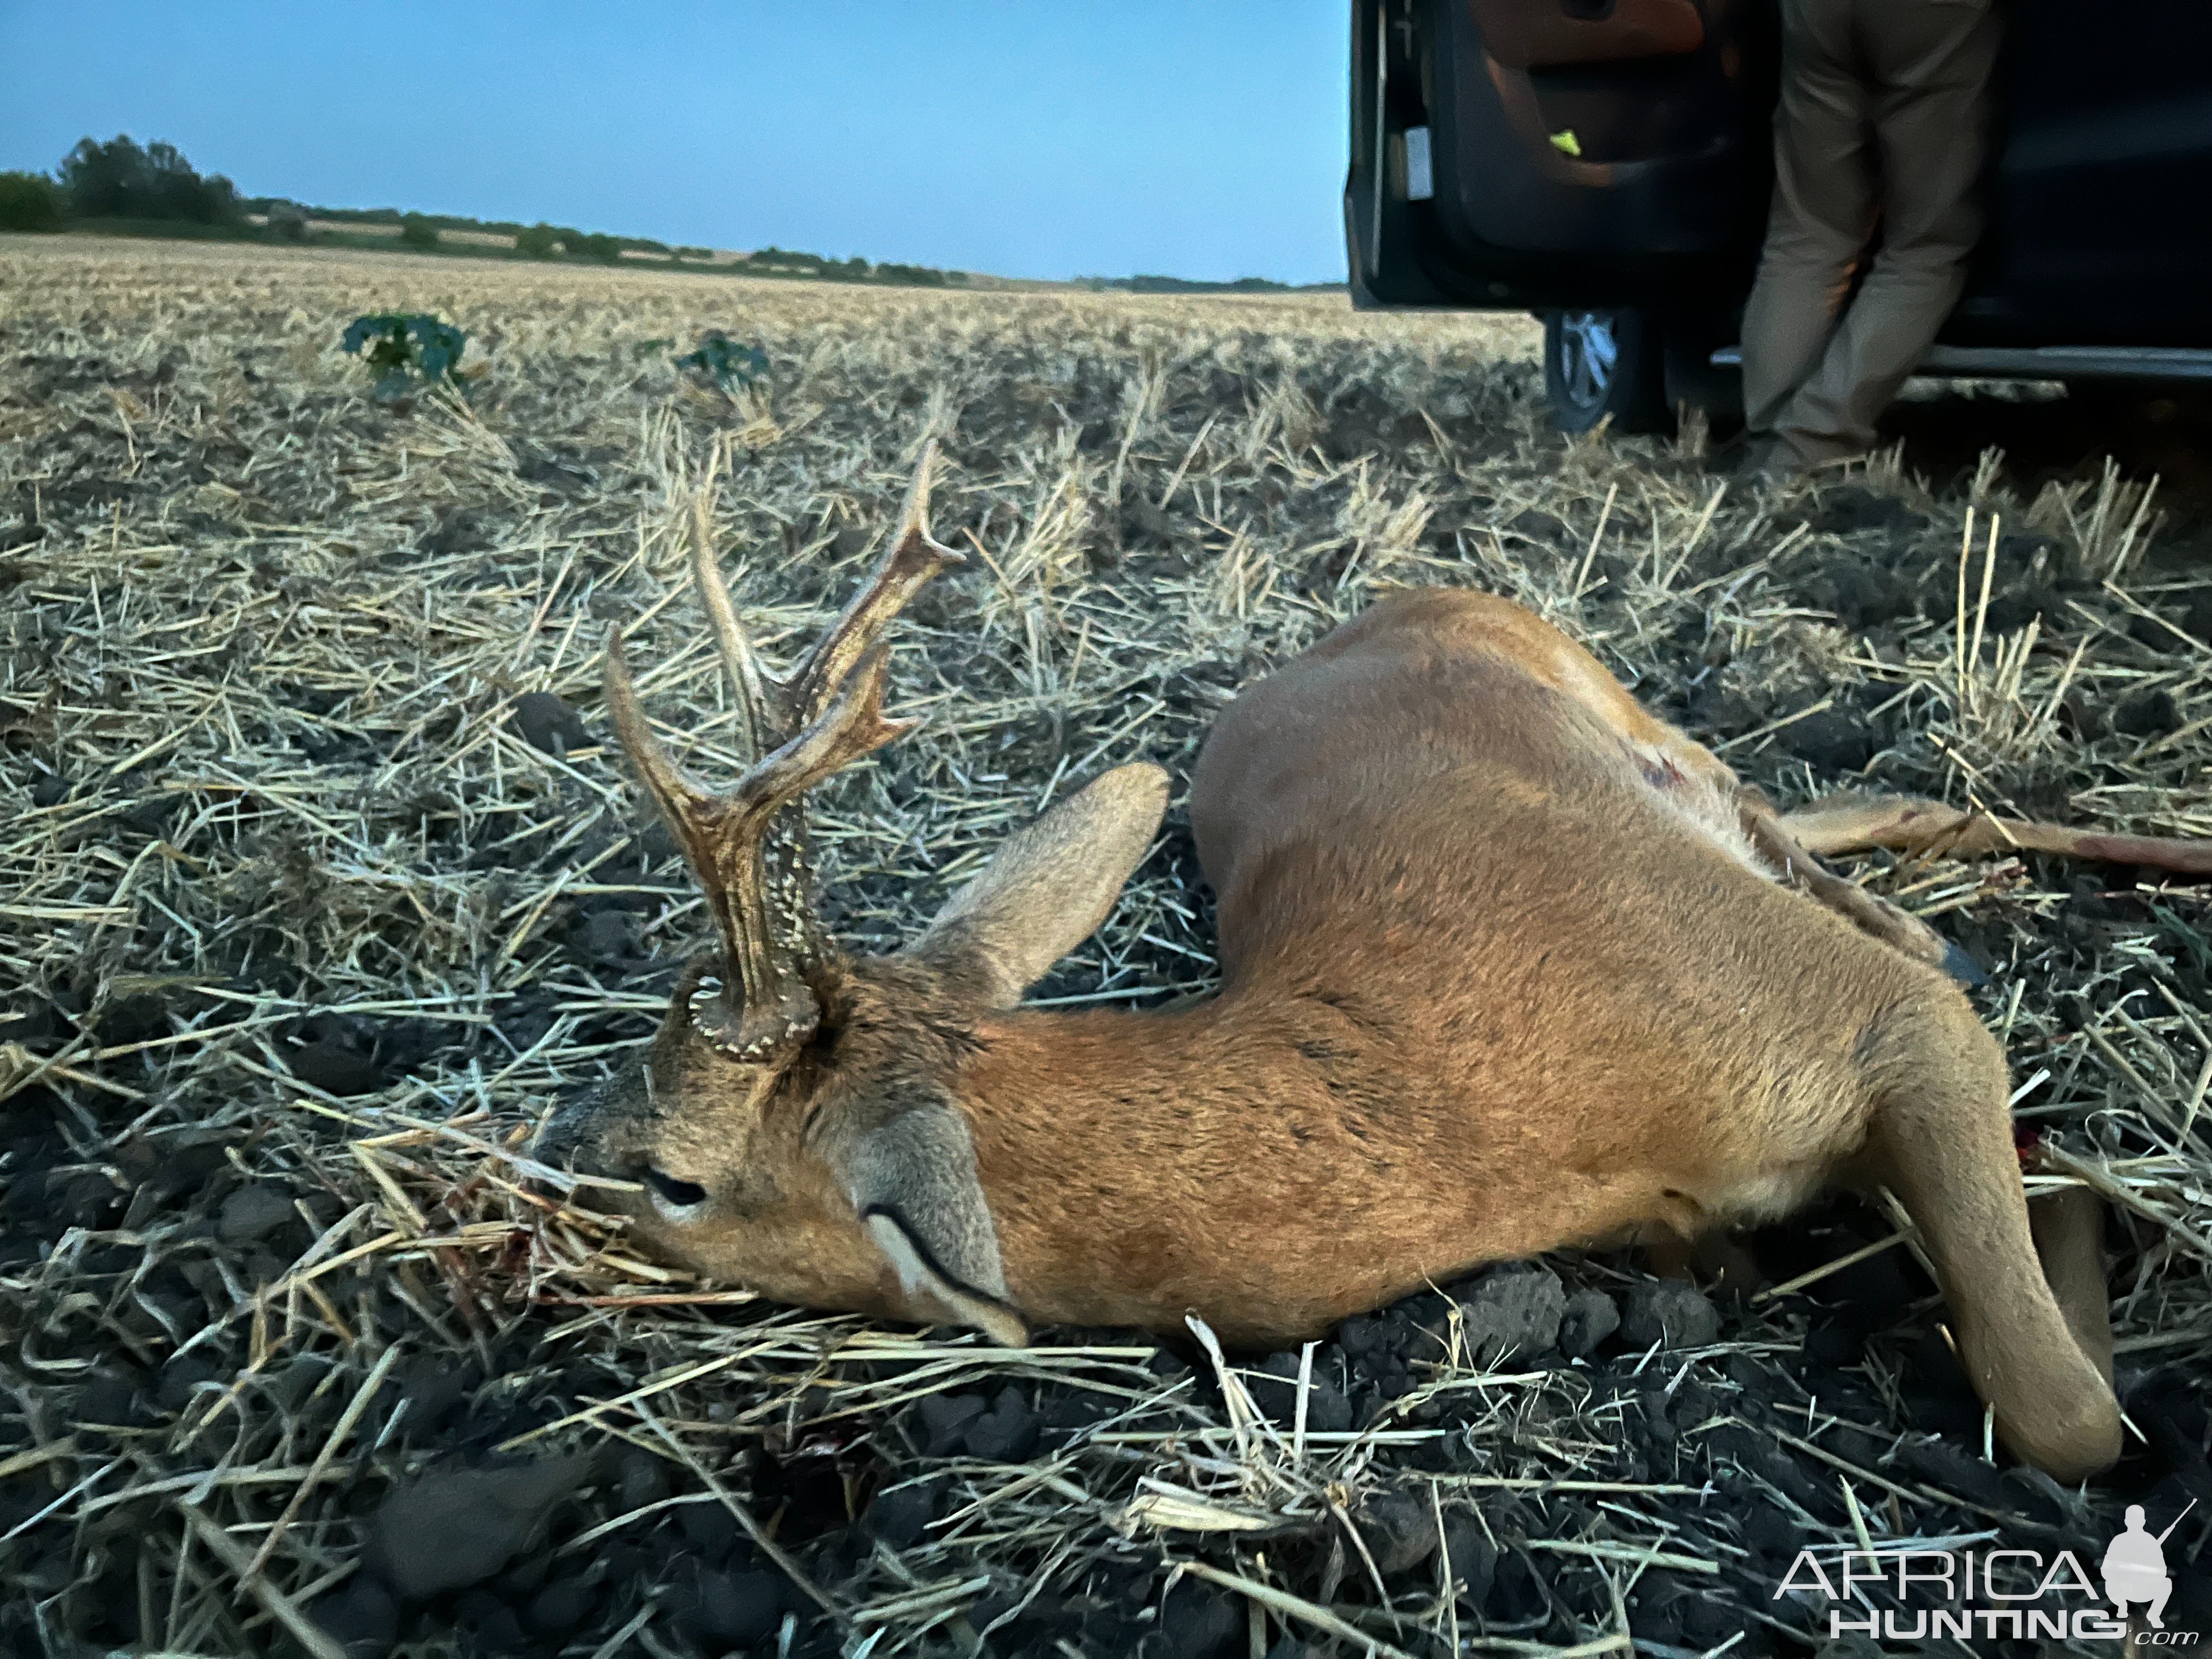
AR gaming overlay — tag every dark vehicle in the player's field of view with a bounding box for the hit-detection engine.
[1346,0,2212,432]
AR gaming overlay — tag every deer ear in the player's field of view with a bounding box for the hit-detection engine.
[905,763,1170,1006]
[821,1098,1029,1347]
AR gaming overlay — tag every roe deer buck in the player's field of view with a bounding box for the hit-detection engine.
[540,445,2211,1483]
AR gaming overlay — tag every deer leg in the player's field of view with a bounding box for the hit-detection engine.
[2027,1185,2115,1384]
[1739,803,1983,981]
[1781,792,2212,878]
[1857,1000,2120,1482]
[1602,732,1956,974]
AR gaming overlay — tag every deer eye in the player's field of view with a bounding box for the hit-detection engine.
[643,1167,709,1210]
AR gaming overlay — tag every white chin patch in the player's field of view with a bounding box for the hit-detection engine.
[863,1213,1029,1348]
[865,1211,936,1301]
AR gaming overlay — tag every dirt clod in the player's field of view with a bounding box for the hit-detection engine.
[2114,685,2182,736]
[1249,1351,1354,1434]
[1358,1487,1442,1575]
[286,1033,383,1097]
[865,1478,942,1549]
[1620,1280,1722,1349]
[95,991,171,1047]
[1158,1582,1243,1659]
[1441,1514,1498,1604]
[523,1578,592,1638]
[312,1577,400,1659]
[615,1447,671,1510]
[916,1391,988,1455]
[673,1567,787,1647]
[678,1494,744,1555]
[364,1456,589,1601]
[1455,1264,1566,1365]
[511,689,588,756]
[1558,1286,1621,1358]
[962,1385,1040,1462]
[216,1180,296,1245]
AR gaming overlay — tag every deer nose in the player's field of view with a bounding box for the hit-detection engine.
[532,1095,597,1170]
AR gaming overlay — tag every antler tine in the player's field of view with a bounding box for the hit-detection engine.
[601,441,960,1065]
[602,630,707,839]
[665,643,917,1062]
[603,625,820,1058]
[787,441,966,724]
[730,644,916,830]
[689,487,784,765]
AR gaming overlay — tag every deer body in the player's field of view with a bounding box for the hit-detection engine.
[958,591,2008,1341]
[964,604,1881,1339]
[545,452,2208,1484]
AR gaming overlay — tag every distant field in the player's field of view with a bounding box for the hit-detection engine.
[295,218,522,250]
[281,217,738,264]
[3,235,2205,1659]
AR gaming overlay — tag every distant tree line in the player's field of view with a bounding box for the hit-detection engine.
[253,199,973,285]
[740,246,965,286]
[1080,274,1344,295]
[2,134,241,232]
[0,135,1142,295]
[512,224,640,261]
[0,173,65,233]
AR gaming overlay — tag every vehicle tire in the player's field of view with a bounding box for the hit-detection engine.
[1542,309,1671,435]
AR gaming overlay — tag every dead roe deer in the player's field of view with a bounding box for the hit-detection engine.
[540,448,2212,1483]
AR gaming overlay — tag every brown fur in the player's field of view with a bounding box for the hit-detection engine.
[545,557,2191,1484]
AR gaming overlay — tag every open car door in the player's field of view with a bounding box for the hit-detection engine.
[1347,0,1776,427]
[1347,0,1774,310]
[1351,0,2212,432]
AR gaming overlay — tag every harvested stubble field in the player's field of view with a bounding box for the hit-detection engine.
[2,235,2209,1659]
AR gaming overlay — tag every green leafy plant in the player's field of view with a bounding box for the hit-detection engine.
[398,213,439,251]
[675,331,769,396]
[515,222,559,257]
[341,313,469,402]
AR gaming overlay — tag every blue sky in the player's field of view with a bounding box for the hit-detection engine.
[0,3,1351,283]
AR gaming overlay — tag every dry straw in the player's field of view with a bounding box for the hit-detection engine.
[1,237,2207,1656]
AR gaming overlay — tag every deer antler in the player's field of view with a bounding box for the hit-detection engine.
[603,443,964,1060]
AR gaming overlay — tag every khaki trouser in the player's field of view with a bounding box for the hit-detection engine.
[1740,0,2000,465]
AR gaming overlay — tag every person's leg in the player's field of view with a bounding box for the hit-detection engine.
[1770,0,1999,460]
[1739,0,1875,442]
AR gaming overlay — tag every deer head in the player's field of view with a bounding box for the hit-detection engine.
[537,445,1169,1344]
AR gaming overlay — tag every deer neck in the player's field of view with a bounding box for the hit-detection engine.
[945,990,1460,1340]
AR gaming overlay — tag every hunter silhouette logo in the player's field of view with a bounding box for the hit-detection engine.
[2107,1501,2196,1629]
[1772,1498,2202,1644]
